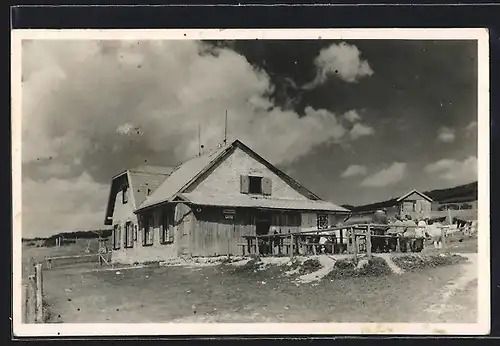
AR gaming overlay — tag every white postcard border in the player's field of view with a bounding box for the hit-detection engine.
[11,28,490,337]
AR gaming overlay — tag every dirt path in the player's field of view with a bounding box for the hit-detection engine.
[423,253,478,322]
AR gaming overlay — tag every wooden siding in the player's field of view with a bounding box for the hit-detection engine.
[113,205,177,264]
[189,207,254,257]
[185,147,309,200]
[109,176,139,262]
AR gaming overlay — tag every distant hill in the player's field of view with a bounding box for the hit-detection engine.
[22,229,112,242]
[348,181,478,213]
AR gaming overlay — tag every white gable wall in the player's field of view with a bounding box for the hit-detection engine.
[185,147,310,200]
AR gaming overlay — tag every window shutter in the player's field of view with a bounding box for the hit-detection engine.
[240,175,250,194]
[168,223,175,242]
[149,222,154,244]
[262,177,272,195]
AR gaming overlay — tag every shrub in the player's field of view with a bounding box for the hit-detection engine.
[357,257,392,276]
[334,258,357,270]
[299,258,322,274]
[326,256,392,280]
[233,258,263,273]
[392,253,467,271]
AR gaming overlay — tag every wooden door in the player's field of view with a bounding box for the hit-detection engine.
[178,215,192,256]
[218,216,236,255]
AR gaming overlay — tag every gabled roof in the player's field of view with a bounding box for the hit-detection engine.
[136,139,332,212]
[104,165,173,225]
[128,166,175,208]
[396,189,433,203]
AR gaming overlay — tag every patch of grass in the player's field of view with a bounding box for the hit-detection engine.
[298,258,322,274]
[325,256,392,280]
[392,253,468,271]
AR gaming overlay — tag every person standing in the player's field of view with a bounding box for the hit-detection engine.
[414,218,427,252]
[403,215,417,252]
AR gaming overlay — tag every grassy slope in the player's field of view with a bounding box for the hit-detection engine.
[43,259,473,324]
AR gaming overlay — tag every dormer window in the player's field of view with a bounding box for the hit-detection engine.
[122,187,128,204]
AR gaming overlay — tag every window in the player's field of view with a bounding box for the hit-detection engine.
[241,175,272,195]
[112,224,121,250]
[147,188,152,196]
[160,210,174,244]
[122,187,128,204]
[124,222,134,248]
[249,176,263,194]
[317,214,329,229]
[143,214,154,246]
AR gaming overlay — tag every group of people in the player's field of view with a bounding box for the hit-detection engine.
[387,214,444,251]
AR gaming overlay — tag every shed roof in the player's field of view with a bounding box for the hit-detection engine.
[178,192,349,212]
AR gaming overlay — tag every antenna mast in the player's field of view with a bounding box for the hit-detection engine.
[224,110,228,144]
[198,122,201,156]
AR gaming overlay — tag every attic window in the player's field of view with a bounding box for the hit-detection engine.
[249,176,263,194]
[122,187,128,204]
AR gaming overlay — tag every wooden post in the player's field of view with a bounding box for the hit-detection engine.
[35,263,43,322]
[441,227,446,248]
[312,234,317,255]
[26,275,36,323]
[255,235,259,256]
[366,225,372,258]
[353,229,358,260]
[290,233,294,258]
[24,284,30,323]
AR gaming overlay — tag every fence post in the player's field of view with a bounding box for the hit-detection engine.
[441,227,447,248]
[366,225,372,258]
[255,235,260,256]
[35,263,44,322]
[353,228,358,260]
[26,275,36,323]
[290,234,294,258]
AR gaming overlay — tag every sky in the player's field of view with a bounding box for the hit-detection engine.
[21,39,478,238]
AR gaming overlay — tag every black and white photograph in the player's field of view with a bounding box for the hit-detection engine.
[11,29,490,336]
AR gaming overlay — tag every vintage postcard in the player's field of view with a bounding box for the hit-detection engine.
[11,28,490,336]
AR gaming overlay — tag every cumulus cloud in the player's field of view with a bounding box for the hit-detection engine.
[465,121,478,136]
[360,162,407,188]
[22,173,109,238]
[341,164,367,178]
[304,42,373,88]
[424,156,477,183]
[20,39,375,237]
[349,123,375,140]
[437,126,456,143]
[344,110,361,123]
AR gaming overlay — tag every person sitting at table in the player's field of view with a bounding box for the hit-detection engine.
[387,216,404,251]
